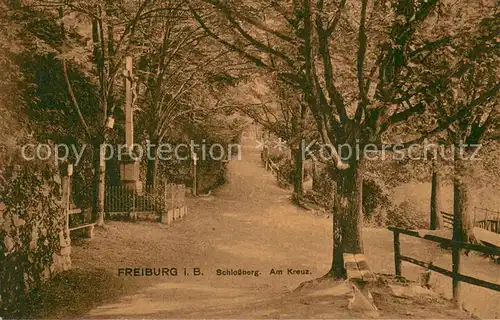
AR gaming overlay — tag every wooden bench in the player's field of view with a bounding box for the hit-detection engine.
[69,223,95,238]
[67,206,95,238]
[344,253,376,282]
[68,208,82,215]
[344,253,378,312]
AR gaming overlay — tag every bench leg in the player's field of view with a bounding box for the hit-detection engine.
[86,225,94,238]
[128,211,137,221]
[347,280,378,312]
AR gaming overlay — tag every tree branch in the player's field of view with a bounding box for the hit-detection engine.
[62,60,92,140]
[190,6,271,69]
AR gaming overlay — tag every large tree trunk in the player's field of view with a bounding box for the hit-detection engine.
[430,157,443,230]
[328,159,364,278]
[453,156,476,243]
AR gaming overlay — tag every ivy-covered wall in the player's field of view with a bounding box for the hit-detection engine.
[0,154,71,316]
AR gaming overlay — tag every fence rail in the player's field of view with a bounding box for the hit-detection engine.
[261,145,281,185]
[267,158,279,176]
[389,226,500,305]
[476,219,500,233]
[440,208,500,234]
[441,211,453,229]
[474,207,500,233]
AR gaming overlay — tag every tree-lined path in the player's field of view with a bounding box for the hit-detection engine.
[83,132,336,318]
[2,0,498,317]
[26,132,490,319]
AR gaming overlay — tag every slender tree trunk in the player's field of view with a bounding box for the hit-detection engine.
[263,146,269,170]
[291,101,307,198]
[312,157,319,192]
[430,157,442,230]
[328,159,364,278]
[146,139,159,189]
[91,138,105,226]
[453,154,476,243]
[292,142,304,197]
[91,11,107,227]
[97,154,106,226]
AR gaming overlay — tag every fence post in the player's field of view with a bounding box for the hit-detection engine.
[264,146,269,171]
[473,207,476,227]
[452,241,462,308]
[495,211,500,233]
[193,153,198,196]
[61,175,70,234]
[393,230,401,277]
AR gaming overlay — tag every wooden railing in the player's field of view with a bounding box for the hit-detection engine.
[474,207,500,234]
[261,145,280,184]
[267,158,279,176]
[441,209,500,234]
[389,226,500,304]
[476,219,500,233]
[441,211,453,229]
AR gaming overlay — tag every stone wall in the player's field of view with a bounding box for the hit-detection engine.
[0,161,71,316]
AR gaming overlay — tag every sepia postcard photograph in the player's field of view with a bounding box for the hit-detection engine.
[0,0,498,319]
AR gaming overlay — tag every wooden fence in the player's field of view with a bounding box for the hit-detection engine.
[441,208,500,234]
[441,211,454,229]
[474,207,500,233]
[261,145,280,183]
[389,227,500,305]
[267,157,279,176]
[105,183,186,215]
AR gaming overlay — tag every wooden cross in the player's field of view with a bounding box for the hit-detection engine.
[123,56,134,152]
[120,56,139,190]
[193,153,198,196]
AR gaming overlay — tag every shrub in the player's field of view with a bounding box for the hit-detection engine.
[276,160,293,188]
[362,179,391,227]
[303,168,336,210]
[386,201,428,229]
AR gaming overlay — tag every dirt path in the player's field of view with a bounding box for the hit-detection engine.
[26,132,489,319]
[82,133,336,318]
